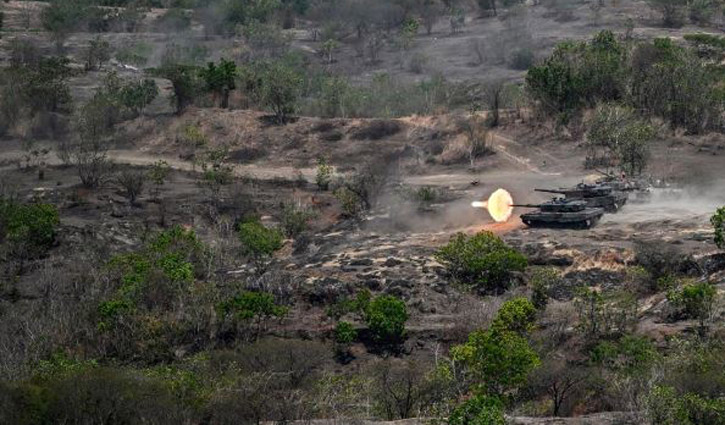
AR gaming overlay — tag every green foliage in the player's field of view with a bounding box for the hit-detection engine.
[334,321,358,345]
[574,287,638,339]
[646,385,725,425]
[238,218,284,271]
[667,281,717,328]
[586,103,655,175]
[490,298,537,335]
[219,291,288,320]
[364,295,408,345]
[280,202,315,238]
[119,79,158,116]
[99,226,206,330]
[590,335,659,375]
[451,328,540,397]
[0,199,60,261]
[529,267,559,310]
[154,64,201,115]
[200,58,237,108]
[448,395,505,425]
[241,60,303,123]
[711,206,725,249]
[15,57,74,115]
[41,0,89,50]
[334,186,363,218]
[630,38,719,133]
[84,36,111,71]
[196,146,234,205]
[435,231,527,293]
[526,31,626,120]
[315,156,333,191]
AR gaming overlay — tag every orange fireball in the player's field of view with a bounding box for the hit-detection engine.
[471,188,514,223]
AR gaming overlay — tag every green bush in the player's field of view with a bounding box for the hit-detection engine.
[590,335,659,375]
[712,206,724,249]
[435,231,527,293]
[219,291,288,321]
[491,297,537,335]
[280,203,315,238]
[364,295,408,345]
[646,385,725,425]
[448,395,505,425]
[238,218,283,273]
[0,200,60,262]
[529,267,559,310]
[241,60,302,123]
[667,281,717,327]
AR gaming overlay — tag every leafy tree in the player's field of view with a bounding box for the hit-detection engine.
[490,297,537,335]
[238,218,284,273]
[448,395,505,425]
[586,103,655,175]
[526,31,626,121]
[84,36,112,71]
[711,207,724,249]
[364,295,408,345]
[200,58,237,108]
[241,60,303,123]
[529,267,559,310]
[315,156,333,190]
[435,231,527,293]
[280,202,315,238]
[630,38,719,133]
[155,64,201,115]
[451,328,540,397]
[119,79,158,116]
[21,57,74,115]
[116,169,145,205]
[219,291,288,340]
[41,0,89,52]
[667,281,717,330]
[334,321,358,360]
[0,200,60,266]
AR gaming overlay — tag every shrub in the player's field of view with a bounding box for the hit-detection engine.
[667,281,717,328]
[200,58,237,108]
[116,169,145,205]
[711,207,724,249]
[646,385,725,425]
[219,291,288,321]
[334,187,363,218]
[590,335,659,375]
[280,203,315,238]
[334,321,358,360]
[451,327,540,396]
[491,297,537,335]
[0,200,60,264]
[364,295,408,345]
[84,36,111,71]
[315,157,333,191]
[529,267,559,310]
[435,231,527,293]
[241,60,303,123]
[238,218,283,273]
[574,287,638,339]
[448,395,505,425]
[586,103,655,175]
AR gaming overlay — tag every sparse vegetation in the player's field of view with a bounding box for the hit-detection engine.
[3,1,725,423]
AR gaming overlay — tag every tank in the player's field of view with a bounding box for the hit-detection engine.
[595,171,652,203]
[535,182,628,213]
[513,199,605,229]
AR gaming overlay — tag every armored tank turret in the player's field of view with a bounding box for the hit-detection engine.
[513,199,604,229]
[594,171,652,203]
[535,182,628,213]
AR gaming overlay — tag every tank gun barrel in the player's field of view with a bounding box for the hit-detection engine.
[534,188,566,194]
[510,204,540,208]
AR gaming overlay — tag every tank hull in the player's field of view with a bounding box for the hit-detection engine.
[520,208,604,229]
